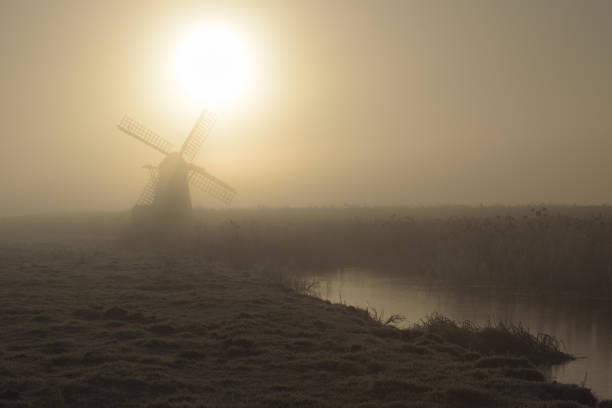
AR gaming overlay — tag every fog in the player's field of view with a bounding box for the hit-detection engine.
[1,0,611,217]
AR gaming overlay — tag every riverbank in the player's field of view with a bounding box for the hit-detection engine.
[0,242,607,407]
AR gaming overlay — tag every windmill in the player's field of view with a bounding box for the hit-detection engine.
[117,110,236,223]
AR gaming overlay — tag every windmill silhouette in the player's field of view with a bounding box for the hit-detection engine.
[117,110,236,223]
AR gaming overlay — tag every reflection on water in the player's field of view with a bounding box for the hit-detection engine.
[311,268,612,400]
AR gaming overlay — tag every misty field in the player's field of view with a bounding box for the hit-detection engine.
[5,206,612,298]
[123,205,612,298]
[0,240,604,407]
[2,208,612,406]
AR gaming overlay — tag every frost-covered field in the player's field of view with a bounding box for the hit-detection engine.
[0,214,605,407]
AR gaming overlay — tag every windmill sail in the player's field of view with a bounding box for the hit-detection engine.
[188,165,236,205]
[118,115,174,155]
[117,108,237,218]
[180,110,217,162]
[136,165,159,206]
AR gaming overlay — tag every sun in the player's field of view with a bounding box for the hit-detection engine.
[175,24,251,109]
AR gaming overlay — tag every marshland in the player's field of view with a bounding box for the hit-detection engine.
[1,207,611,406]
[3,0,612,406]
[176,205,612,298]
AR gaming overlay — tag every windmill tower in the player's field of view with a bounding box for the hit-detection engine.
[117,110,236,223]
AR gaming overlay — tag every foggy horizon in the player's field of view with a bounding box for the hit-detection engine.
[2,0,612,217]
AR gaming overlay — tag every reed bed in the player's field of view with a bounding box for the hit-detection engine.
[7,205,610,297]
[184,206,612,297]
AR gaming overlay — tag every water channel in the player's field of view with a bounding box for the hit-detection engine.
[310,268,612,400]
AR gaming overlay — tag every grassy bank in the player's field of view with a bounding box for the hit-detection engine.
[0,242,607,407]
[413,313,571,366]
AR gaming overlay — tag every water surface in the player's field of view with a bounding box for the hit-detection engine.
[311,268,612,400]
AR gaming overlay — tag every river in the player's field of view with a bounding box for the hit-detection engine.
[310,268,612,400]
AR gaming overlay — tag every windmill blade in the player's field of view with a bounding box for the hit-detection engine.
[136,165,159,206]
[180,110,218,162]
[118,115,174,155]
[188,165,236,205]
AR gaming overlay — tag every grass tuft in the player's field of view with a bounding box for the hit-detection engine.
[414,313,573,365]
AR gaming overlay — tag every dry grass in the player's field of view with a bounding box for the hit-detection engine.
[173,205,612,297]
[414,313,572,365]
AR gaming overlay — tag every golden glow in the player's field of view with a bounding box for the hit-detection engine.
[175,24,251,109]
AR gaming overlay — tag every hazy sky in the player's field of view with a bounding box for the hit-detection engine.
[1,0,611,216]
